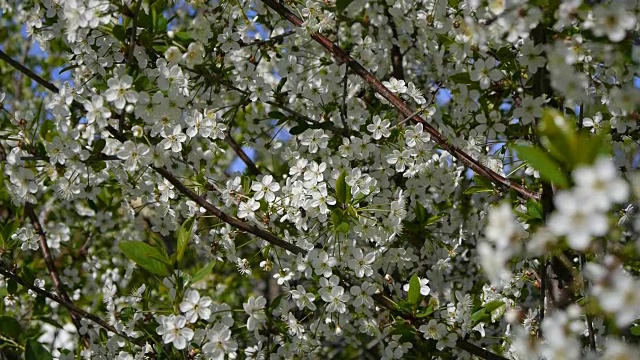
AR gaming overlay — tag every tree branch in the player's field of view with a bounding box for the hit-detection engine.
[239,31,296,47]
[24,192,84,340]
[260,0,540,200]
[224,131,262,175]
[0,50,59,93]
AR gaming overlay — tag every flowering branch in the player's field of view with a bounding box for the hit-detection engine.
[0,266,141,344]
[260,0,540,200]
[2,36,513,360]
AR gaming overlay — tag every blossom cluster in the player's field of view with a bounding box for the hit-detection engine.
[0,0,640,359]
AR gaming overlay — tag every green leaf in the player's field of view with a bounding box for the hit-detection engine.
[513,145,569,188]
[573,132,610,166]
[336,0,354,12]
[112,25,126,42]
[119,241,170,276]
[2,220,18,244]
[0,316,22,338]
[336,171,347,204]
[538,109,577,164]
[25,339,53,360]
[473,174,495,189]
[416,305,434,318]
[92,139,106,156]
[191,261,216,283]
[268,294,283,313]
[389,322,417,342]
[471,308,487,323]
[58,64,80,75]
[289,124,307,135]
[415,202,427,223]
[449,72,472,84]
[174,31,193,42]
[137,12,153,31]
[425,213,445,226]
[268,111,286,120]
[484,300,504,313]
[336,221,350,234]
[331,209,350,234]
[176,217,194,264]
[463,185,495,195]
[408,274,421,305]
[276,77,287,93]
[526,199,543,220]
[39,119,55,140]
[7,278,17,294]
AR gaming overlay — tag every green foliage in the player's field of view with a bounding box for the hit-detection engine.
[408,274,422,305]
[512,144,569,188]
[119,241,171,277]
[176,217,194,264]
[25,339,53,360]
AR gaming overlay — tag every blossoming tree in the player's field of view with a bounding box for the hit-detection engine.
[1,0,640,358]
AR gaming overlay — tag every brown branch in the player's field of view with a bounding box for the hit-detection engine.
[239,31,296,47]
[385,8,404,81]
[455,340,508,360]
[24,204,67,299]
[224,131,261,175]
[153,166,305,255]
[261,0,540,200]
[24,203,84,333]
[0,49,59,93]
[0,267,141,344]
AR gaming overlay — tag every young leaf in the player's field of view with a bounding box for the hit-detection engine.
[415,202,427,223]
[191,261,216,284]
[526,199,543,220]
[538,109,577,164]
[176,217,194,264]
[484,300,504,313]
[119,241,170,277]
[408,274,421,305]
[416,305,434,318]
[513,145,569,188]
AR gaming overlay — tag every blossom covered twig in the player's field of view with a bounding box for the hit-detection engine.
[260,0,540,200]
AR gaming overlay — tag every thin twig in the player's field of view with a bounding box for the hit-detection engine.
[239,31,296,47]
[24,203,83,335]
[224,130,262,175]
[339,65,351,135]
[0,49,59,93]
[0,267,141,344]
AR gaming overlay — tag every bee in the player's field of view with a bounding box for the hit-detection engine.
[299,207,307,218]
